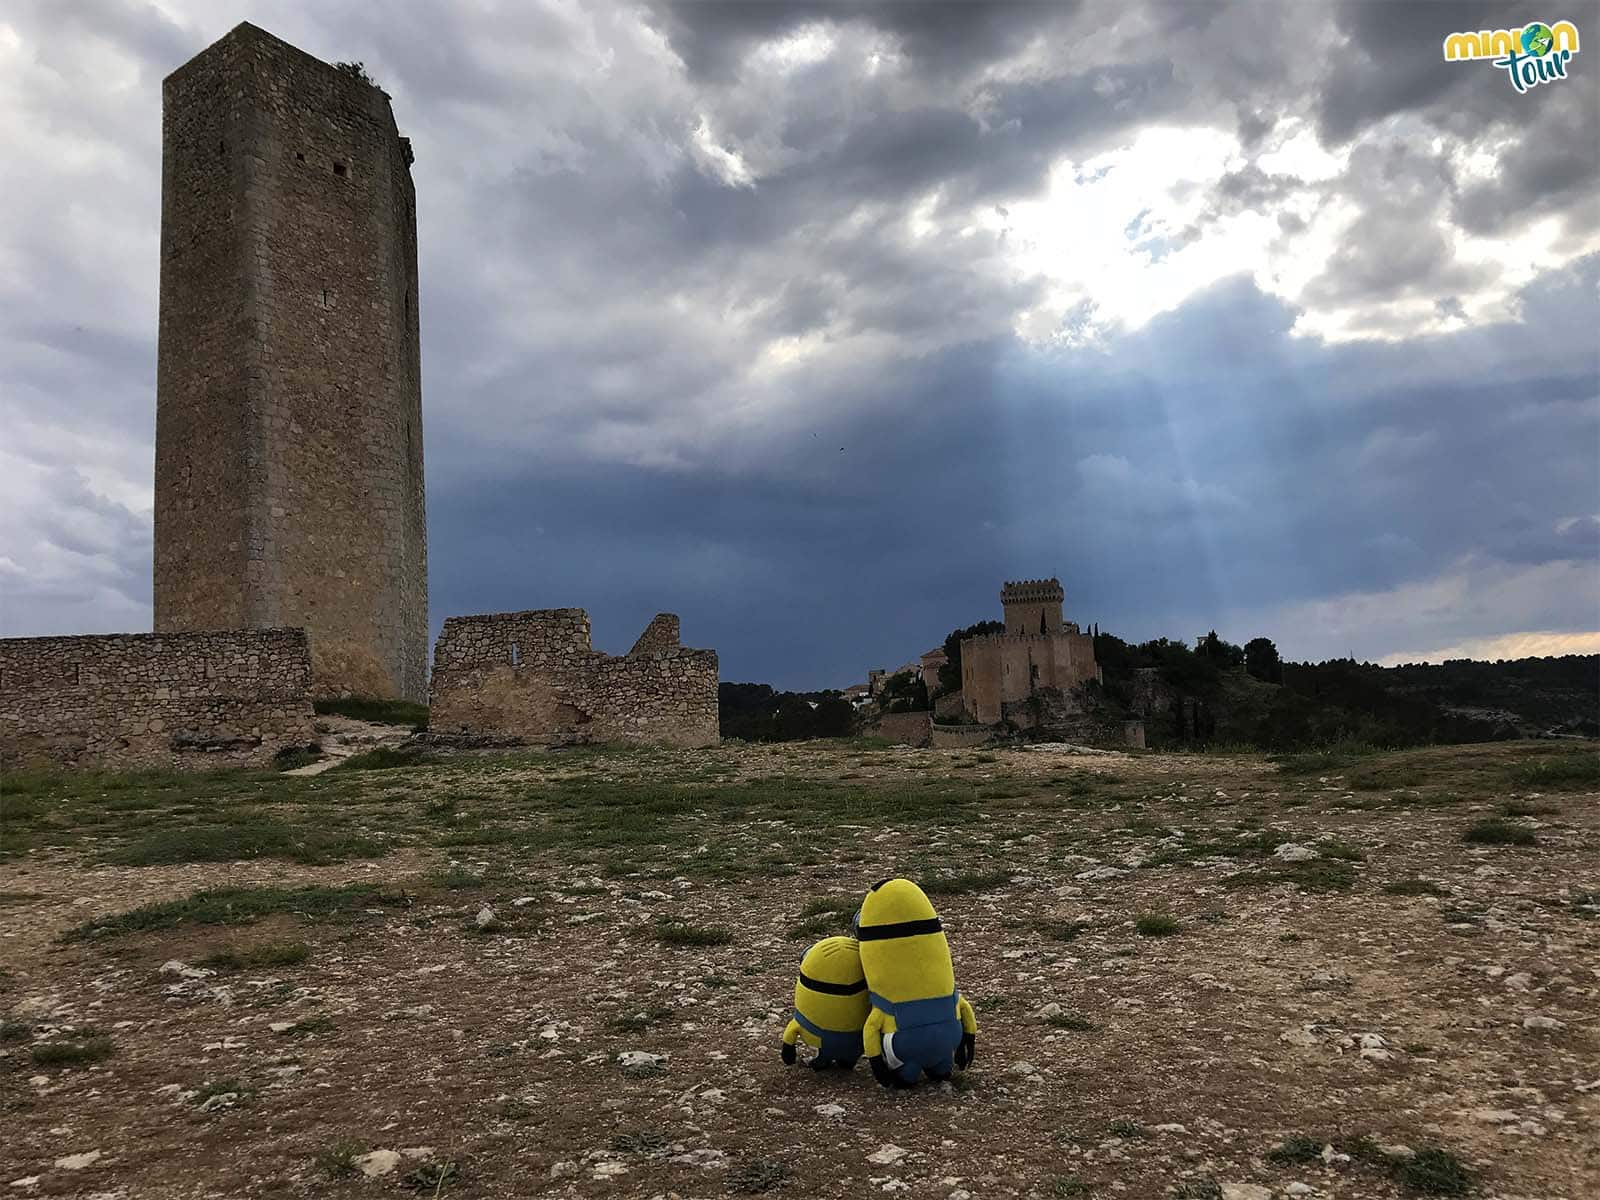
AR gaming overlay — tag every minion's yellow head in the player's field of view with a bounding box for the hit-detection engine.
[799,935,865,987]
[857,878,938,930]
[856,878,955,1003]
[793,935,868,1036]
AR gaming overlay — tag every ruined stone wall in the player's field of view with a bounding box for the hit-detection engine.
[961,630,1102,724]
[930,724,993,749]
[0,629,315,770]
[877,711,932,748]
[629,613,681,656]
[154,23,426,702]
[429,610,718,748]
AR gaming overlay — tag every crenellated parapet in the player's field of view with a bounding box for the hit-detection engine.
[1000,578,1065,605]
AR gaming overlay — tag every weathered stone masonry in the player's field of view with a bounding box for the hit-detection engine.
[0,630,316,770]
[153,23,427,702]
[429,611,718,748]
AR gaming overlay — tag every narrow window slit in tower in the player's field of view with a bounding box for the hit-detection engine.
[333,161,347,176]
[510,642,521,667]
[296,151,305,162]
[218,139,226,156]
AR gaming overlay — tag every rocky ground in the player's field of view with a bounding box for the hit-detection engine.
[1,738,1596,1199]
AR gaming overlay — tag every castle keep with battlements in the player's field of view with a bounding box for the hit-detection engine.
[961,578,1101,726]
[153,23,427,702]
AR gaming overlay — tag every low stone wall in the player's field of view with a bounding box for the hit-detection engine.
[930,723,994,749]
[0,629,315,770]
[876,711,932,747]
[429,609,718,748]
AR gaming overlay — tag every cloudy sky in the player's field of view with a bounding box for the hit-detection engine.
[3,0,1598,689]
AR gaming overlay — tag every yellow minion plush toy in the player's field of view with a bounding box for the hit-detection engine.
[781,936,869,1070]
[855,878,978,1087]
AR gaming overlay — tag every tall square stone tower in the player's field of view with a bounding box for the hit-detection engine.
[153,23,427,701]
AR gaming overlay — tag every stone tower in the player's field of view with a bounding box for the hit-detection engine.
[153,23,427,701]
[1001,578,1065,636]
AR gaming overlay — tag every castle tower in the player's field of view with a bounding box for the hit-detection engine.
[153,23,427,701]
[1000,578,1064,636]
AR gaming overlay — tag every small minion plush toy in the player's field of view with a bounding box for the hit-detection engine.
[781,936,869,1070]
[855,878,978,1087]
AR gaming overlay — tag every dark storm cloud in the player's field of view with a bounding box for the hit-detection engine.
[1453,83,1600,236]
[1315,0,1543,144]
[424,257,1600,686]
[645,0,1082,82]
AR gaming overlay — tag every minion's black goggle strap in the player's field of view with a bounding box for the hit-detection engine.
[854,917,944,941]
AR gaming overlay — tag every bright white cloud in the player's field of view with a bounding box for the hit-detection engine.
[1378,629,1600,666]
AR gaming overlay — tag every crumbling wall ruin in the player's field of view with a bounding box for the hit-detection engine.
[629,613,681,656]
[0,629,315,770]
[428,609,718,748]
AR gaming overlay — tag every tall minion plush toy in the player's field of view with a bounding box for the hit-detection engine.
[856,878,978,1087]
[781,936,869,1070]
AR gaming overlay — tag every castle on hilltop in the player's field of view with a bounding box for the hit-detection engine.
[960,577,1102,725]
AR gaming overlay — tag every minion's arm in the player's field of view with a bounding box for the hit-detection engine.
[861,1008,886,1059]
[955,994,978,1069]
[781,1018,801,1065]
[864,1008,900,1087]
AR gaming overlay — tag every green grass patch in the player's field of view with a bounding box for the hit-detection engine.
[1391,1147,1473,1195]
[197,940,310,970]
[31,1035,114,1066]
[273,744,323,771]
[924,867,1011,896]
[1320,840,1366,861]
[727,1157,791,1194]
[315,1139,365,1179]
[1266,1135,1328,1164]
[1107,1119,1148,1139]
[1272,743,1377,777]
[104,817,385,867]
[656,921,733,947]
[1224,860,1358,892]
[334,745,436,771]
[1134,913,1182,937]
[313,696,430,727]
[61,882,411,941]
[1051,1177,1090,1197]
[608,1006,675,1034]
[276,1015,336,1037]
[194,1077,249,1105]
[1384,878,1447,897]
[430,866,491,890]
[400,1160,460,1193]
[1463,819,1535,846]
[787,896,857,940]
[1047,1012,1099,1031]
[1505,752,1599,791]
